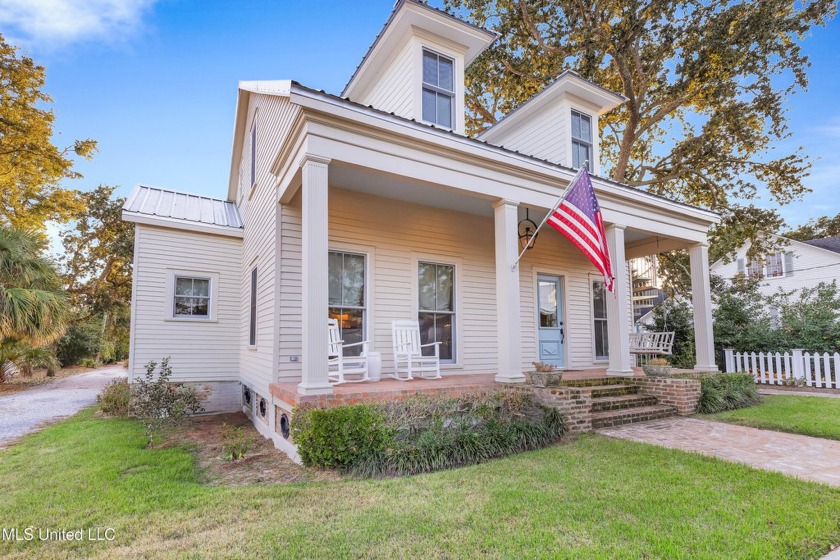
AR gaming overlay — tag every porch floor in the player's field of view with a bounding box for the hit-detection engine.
[270,368,646,408]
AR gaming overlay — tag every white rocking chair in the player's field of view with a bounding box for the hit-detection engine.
[327,318,370,385]
[391,320,442,381]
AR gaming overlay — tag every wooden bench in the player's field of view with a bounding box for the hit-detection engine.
[629,332,675,356]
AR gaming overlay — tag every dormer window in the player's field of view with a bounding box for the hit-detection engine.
[422,49,454,129]
[571,110,593,171]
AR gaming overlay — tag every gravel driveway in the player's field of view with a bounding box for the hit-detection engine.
[0,364,126,448]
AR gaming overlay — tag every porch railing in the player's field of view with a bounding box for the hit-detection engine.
[723,348,840,389]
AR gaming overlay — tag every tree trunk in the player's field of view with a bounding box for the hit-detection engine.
[46,368,55,378]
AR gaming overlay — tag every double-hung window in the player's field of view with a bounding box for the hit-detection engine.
[765,252,784,278]
[592,280,609,360]
[328,251,366,356]
[249,267,257,346]
[173,277,211,318]
[418,262,455,362]
[422,49,455,129]
[571,110,593,171]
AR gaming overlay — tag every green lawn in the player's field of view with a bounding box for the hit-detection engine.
[1,409,839,559]
[704,395,840,440]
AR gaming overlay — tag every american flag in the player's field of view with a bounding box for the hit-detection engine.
[546,169,615,292]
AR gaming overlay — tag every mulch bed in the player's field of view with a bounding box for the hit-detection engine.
[163,412,343,486]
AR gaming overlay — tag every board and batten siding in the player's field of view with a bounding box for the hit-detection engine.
[277,187,614,380]
[236,94,301,394]
[129,225,241,382]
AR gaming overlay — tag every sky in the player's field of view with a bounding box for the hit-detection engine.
[3,0,840,230]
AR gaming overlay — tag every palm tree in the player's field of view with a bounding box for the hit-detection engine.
[0,226,69,381]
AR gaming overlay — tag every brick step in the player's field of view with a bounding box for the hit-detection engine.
[587,384,640,398]
[591,405,675,429]
[558,377,630,388]
[590,394,658,413]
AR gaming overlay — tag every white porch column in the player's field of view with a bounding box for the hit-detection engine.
[494,199,525,383]
[605,225,634,376]
[298,155,334,396]
[689,242,718,371]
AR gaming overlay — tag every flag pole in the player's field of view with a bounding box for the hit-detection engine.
[511,162,588,271]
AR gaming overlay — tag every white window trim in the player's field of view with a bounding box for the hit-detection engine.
[328,245,374,351]
[164,270,220,323]
[590,275,609,363]
[419,47,456,131]
[571,108,594,172]
[412,253,463,368]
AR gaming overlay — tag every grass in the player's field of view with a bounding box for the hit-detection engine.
[704,394,840,440]
[0,409,839,559]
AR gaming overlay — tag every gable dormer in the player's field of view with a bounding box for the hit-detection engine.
[478,71,626,175]
[342,0,496,135]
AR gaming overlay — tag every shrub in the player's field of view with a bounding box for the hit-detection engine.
[97,378,130,416]
[221,423,258,461]
[80,357,100,368]
[132,357,203,441]
[56,322,101,367]
[293,390,565,477]
[697,373,761,414]
[293,404,392,469]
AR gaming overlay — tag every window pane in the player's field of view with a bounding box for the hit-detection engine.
[538,280,558,327]
[419,312,453,361]
[329,307,364,357]
[436,265,453,311]
[571,112,581,139]
[423,51,438,86]
[328,252,342,306]
[174,296,191,316]
[193,279,209,297]
[418,263,437,311]
[342,253,365,307]
[594,320,609,358]
[579,113,592,142]
[193,298,209,317]
[438,57,453,91]
[175,277,193,296]
[436,93,452,128]
[593,281,606,319]
[422,88,436,123]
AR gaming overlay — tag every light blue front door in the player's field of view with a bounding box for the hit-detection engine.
[537,275,565,367]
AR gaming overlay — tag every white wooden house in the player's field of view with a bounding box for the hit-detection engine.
[123,0,719,453]
[711,235,840,300]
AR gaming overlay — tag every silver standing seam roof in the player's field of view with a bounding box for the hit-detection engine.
[123,185,243,229]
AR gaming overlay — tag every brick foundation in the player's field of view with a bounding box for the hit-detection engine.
[629,377,702,415]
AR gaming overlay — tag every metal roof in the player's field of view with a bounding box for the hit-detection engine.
[123,185,243,229]
[803,236,840,254]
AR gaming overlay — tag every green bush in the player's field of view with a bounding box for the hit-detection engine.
[221,423,258,461]
[293,390,565,477]
[293,404,392,469]
[56,322,101,367]
[697,373,761,414]
[97,378,130,416]
[132,357,203,442]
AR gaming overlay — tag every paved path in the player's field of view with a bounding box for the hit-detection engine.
[0,365,126,448]
[599,417,840,487]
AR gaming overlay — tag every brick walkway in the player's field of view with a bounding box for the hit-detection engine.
[598,417,840,487]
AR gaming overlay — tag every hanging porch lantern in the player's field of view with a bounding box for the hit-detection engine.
[518,208,539,252]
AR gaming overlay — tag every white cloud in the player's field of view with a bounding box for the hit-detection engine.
[0,0,156,47]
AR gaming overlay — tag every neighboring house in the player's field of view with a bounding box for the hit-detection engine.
[710,235,840,302]
[122,0,719,454]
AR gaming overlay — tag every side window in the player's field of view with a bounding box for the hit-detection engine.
[571,110,593,171]
[418,262,455,362]
[592,280,609,360]
[421,49,455,128]
[173,277,211,318]
[328,251,366,356]
[249,267,257,346]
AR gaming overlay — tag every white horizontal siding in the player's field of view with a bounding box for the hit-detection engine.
[493,101,568,165]
[361,40,414,120]
[237,94,301,394]
[129,225,241,382]
[278,188,611,380]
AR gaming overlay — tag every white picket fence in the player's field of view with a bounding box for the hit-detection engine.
[724,348,840,389]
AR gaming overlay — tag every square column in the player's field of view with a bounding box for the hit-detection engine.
[689,242,718,371]
[494,199,525,383]
[298,155,334,396]
[605,225,634,376]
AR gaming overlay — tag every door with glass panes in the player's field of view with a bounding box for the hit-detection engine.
[537,275,565,367]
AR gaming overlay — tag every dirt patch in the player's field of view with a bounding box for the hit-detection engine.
[0,365,103,396]
[164,412,343,486]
